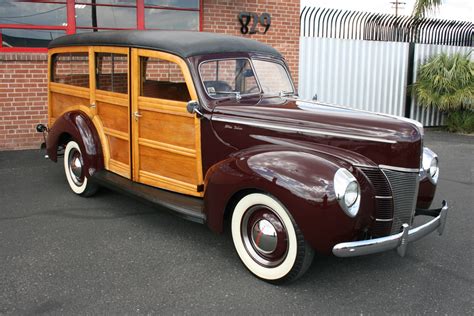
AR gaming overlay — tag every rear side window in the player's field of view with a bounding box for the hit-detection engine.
[140,57,191,102]
[96,53,128,94]
[52,53,89,88]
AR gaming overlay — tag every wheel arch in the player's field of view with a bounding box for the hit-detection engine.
[46,110,104,178]
[203,145,375,254]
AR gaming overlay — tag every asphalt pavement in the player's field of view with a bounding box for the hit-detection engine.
[0,130,473,314]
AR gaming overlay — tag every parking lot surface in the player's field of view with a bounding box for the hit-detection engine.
[0,131,473,314]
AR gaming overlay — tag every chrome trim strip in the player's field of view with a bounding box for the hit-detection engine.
[212,116,397,144]
[379,164,420,173]
[375,218,393,222]
[353,164,379,169]
[375,195,393,199]
[332,201,448,258]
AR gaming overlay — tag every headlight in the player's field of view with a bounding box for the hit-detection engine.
[334,168,361,218]
[422,147,439,184]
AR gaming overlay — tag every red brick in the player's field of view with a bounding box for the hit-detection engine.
[1,1,300,150]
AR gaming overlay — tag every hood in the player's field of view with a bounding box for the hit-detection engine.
[210,97,423,169]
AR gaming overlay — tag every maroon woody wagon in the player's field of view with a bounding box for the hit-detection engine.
[37,31,448,283]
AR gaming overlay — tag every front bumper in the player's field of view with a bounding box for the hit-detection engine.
[332,200,448,257]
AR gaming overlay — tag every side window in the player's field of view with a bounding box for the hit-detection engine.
[52,52,89,88]
[96,53,128,94]
[140,57,191,102]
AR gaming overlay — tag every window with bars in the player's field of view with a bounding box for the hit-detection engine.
[0,0,202,51]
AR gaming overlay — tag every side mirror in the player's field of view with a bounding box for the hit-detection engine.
[186,100,204,117]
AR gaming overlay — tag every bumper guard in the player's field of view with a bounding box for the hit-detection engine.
[332,200,448,258]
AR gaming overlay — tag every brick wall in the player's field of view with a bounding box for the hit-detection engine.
[0,53,48,150]
[0,0,300,150]
[202,0,300,86]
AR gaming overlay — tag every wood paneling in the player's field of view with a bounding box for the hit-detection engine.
[50,92,89,119]
[97,101,128,134]
[138,109,195,150]
[131,48,203,197]
[47,46,204,196]
[139,145,197,184]
[108,135,130,166]
[92,46,131,179]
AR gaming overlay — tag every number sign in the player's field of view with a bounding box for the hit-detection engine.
[238,12,271,35]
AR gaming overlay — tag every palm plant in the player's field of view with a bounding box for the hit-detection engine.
[413,52,474,132]
[412,0,443,18]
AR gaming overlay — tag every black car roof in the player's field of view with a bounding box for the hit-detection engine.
[48,30,282,58]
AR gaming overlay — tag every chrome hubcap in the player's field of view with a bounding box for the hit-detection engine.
[251,219,278,254]
[241,206,289,267]
[68,148,83,186]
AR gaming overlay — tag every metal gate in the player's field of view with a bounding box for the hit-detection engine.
[299,7,473,126]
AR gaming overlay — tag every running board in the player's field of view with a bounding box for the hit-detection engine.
[91,170,206,224]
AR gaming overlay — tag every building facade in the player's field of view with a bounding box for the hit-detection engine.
[0,0,300,150]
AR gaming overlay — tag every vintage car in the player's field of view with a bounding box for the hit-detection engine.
[37,30,448,284]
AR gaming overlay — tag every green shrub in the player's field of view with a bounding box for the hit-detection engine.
[446,110,474,134]
[413,52,473,112]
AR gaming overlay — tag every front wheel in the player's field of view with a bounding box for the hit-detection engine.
[231,193,314,284]
[63,140,98,197]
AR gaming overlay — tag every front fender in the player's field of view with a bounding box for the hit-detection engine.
[46,111,104,177]
[204,145,373,254]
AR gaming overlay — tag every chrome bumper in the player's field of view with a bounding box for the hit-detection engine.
[333,200,448,258]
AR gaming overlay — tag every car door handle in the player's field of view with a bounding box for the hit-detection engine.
[134,111,142,121]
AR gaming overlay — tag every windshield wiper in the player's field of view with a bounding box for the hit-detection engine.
[212,91,242,100]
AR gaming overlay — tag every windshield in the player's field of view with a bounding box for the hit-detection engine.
[199,58,294,99]
[252,59,294,95]
[200,59,260,98]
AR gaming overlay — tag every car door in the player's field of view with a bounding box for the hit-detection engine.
[131,48,203,197]
[91,47,131,179]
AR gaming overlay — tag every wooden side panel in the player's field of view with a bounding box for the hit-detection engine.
[92,47,131,179]
[131,48,203,197]
[138,101,196,150]
[50,92,89,120]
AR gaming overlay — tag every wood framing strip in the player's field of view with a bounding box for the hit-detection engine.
[88,47,97,116]
[92,115,110,170]
[109,159,130,178]
[49,46,89,54]
[138,104,192,117]
[92,46,129,54]
[139,170,200,196]
[103,127,129,141]
[135,49,198,100]
[138,96,190,109]
[138,138,196,157]
[131,48,140,181]
[50,82,90,99]
[96,91,129,107]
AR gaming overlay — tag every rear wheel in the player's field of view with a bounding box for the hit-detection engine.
[231,193,314,284]
[63,140,98,197]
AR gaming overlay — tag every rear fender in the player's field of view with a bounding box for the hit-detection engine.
[46,111,104,177]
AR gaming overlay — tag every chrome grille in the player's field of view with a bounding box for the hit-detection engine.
[381,169,419,234]
[360,168,394,237]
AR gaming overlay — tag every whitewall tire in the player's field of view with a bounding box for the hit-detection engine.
[231,193,314,283]
[63,140,98,197]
